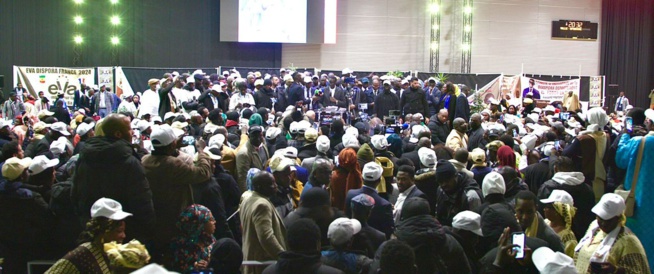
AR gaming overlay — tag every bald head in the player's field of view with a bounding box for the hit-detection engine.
[102,114,132,143]
[437,109,449,123]
[252,171,277,198]
[453,118,467,132]
[418,137,431,149]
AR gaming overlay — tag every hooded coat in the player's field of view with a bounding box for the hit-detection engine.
[72,136,155,242]
[254,87,275,110]
[434,173,483,226]
[395,198,472,274]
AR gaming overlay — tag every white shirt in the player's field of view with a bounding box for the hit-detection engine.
[393,184,416,224]
[229,92,255,111]
[172,87,187,107]
[141,89,160,116]
[188,89,201,101]
[99,91,107,108]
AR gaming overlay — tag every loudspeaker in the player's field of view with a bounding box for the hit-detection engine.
[608,84,619,97]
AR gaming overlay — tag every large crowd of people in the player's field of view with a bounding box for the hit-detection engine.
[0,68,652,274]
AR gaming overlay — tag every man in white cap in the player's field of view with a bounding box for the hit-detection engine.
[373,80,400,120]
[321,217,373,273]
[300,135,333,175]
[140,124,213,257]
[268,155,303,218]
[344,162,394,237]
[450,210,484,273]
[30,121,69,158]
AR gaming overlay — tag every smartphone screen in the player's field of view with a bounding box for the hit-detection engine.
[512,232,525,259]
[626,117,633,133]
[555,140,561,150]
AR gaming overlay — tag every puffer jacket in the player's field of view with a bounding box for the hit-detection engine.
[434,173,483,226]
[72,136,155,242]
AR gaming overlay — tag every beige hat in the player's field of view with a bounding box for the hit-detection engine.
[148,78,159,86]
[304,128,318,143]
[2,157,32,181]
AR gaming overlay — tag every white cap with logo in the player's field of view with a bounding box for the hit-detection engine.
[362,162,383,182]
[592,193,626,220]
[540,189,574,206]
[532,247,577,274]
[328,217,361,246]
[91,197,133,220]
[150,124,178,147]
[28,155,59,175]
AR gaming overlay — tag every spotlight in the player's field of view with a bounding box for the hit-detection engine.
[74,35,83,44]
[430,42,439,51]
[464,25,471,32]
[429,4,440,13]
[432,24,439,30]
[110,36,120,45]
[74,15,84,25]
[110,15,121,25]
[464,6,473,14]
[110,0,119,4]
[462,43,471,51]
[73,0,83,4]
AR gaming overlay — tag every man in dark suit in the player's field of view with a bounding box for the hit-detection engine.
[455,85,471,123]
[287,72,305,108]
[198,84,222,111]
[344,162,394,238]
[394,164,428,223]
[321,76,348,109]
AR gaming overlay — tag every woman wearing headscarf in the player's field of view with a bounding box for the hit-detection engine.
[330,148,362,210]
[46,198,132,274]
[563,107,610,202]
[541,191,578,257]
[171,204,217,273]
[248,113,264,127]
[574,193,650,274]
[496,145,521,178]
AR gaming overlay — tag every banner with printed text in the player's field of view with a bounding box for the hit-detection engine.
[468,75,521,105]
[13,66,95,108]
[98,67,114,93]
[588,76,603,107]
[520,77,580,102]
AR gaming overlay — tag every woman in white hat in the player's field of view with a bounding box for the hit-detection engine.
[573,193,649,273]
[47,198,135,273]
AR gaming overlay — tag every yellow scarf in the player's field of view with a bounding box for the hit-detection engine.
[525,214,539,238]
[553,202,577,230]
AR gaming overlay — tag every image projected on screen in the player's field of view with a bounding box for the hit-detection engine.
[238,0,307,43]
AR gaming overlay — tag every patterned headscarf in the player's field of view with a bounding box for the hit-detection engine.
[246,168,261,191]
[171,204,216,273]
[553,202,577,230]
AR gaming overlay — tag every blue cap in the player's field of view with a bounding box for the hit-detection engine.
[385,128,395,134]
[402,123,410,130]
[351,194,375,210]
[361,77,370,83]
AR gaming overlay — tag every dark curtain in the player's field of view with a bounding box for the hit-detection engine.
[601,0,654,109]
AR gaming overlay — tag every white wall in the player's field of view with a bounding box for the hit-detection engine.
[282,0,431,72]
[281,0,601,76]
[471,0,601,76]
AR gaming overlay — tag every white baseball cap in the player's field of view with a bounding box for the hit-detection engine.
[163,112,178,121]
[418,147,437,168]
[532,247,577,274]
[540,189,574,206]
[28,155,59,175]
[342,133,360,148]
[345,126,359,138]
[2,157,32,181]
[171,121,188,137]
[327,217,361,246]
[592,193,626,220]
[371,135,389,150]
[289,121,300,134]
[50,122,70,136]
[383,80,391,86]
[76,122,95,136]
[50,138,67,156]
[136,120,152,132]
[150,124,177,147]
[265,127,282,140]
[482,171,505,197]
[297,120,312,134]
[270,155,296,172]
[341,68,353,75]
[316,135,330,153]
[90,197,133,220]
[203,146,222,161]
[362,162,383,182]
[452,210,483,236]
[283,147,298,159]
[645,109,654,122]
[208,134,226,148]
